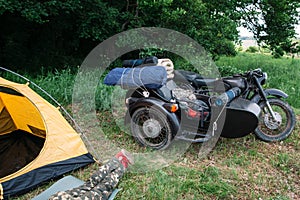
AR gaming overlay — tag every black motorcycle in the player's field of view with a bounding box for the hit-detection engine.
[104,58,296,150]
[173,68,296,142]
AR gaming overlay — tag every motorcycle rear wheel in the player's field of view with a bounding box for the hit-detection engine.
[131,107,173,150]
[255,98,296,142]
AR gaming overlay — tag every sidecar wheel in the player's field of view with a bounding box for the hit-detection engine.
[255,98,296,142]
[131,107,173,150]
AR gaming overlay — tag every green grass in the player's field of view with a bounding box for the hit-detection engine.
[14,110,300,200]
[216,53,300,108]
[118,166,235,199]
[2,53,300,200]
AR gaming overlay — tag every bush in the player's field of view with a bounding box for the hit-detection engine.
[217,65,243,76]
[236,46,244,52]
[213,41,238,57]
[261,47,271,54]
[272,46,285,58]
[246,46,259,53]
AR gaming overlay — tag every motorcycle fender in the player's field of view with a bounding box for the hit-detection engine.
[251,88,288,103]
[124,98,180,135]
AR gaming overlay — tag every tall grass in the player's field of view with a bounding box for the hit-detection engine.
[216,53,300,108]
[0,68,75,107]
[0,67,114,111]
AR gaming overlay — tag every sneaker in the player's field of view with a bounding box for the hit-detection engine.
[115,149,134,168]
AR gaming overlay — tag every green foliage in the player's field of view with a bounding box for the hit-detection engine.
[139,48,165,58]
[272,46,285,58]
[0,0,242,71]
[115,0,241,59]
[238,0,300,57]
[95,82,115,111]
[0,0,299,70]
[212,40,238,59]
[0,0,121,71]
[246,46,259,53]
[0,67,77,112]
[217,65,243,76]
[33,69,75,105]
[261,47,272,54]
[237,46,244,52]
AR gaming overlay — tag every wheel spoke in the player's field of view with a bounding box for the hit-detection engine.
[256,99,294,139]
[131,107,172,149]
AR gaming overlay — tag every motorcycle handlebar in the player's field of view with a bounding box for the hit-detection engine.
[244,68,263,78]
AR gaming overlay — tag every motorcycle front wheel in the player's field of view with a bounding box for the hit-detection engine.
[255,98,296,142]
[131,107,173,150]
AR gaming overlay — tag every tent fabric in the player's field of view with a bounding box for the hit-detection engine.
[0,107,16,135]
[2,154,93,198]
[0,87,45,137]
[104,66,167,89]
[0,77,95,199]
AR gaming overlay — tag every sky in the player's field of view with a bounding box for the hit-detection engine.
[238,25,300,37]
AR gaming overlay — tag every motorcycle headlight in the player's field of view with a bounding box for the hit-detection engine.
[264,72,268,80]
[261,72,267,85]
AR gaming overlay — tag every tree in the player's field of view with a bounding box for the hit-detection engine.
[238,0,300,57]
[117,0,239,59]
[0,0,121,71]
[0,0,299,71]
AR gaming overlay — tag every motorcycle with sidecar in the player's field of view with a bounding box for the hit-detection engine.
[104,57,296,150]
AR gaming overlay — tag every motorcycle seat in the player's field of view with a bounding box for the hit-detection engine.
[174,70,201,82]
[193,78,218,87]
[174,70,246,91]
[174,70,218,87]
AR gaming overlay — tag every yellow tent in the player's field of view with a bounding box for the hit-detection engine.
[0,77,94,199]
